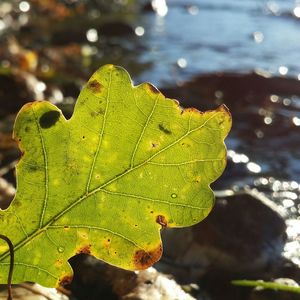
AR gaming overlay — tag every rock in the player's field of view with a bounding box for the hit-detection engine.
[160,191,287,282]
[161,72,300,111]
[100,22,135,37]
[0,177,15,209]
[68,254,197,300]
[108,267,196,300]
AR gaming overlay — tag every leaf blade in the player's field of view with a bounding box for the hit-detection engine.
[0,65,231,286]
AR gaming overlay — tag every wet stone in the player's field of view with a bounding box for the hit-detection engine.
[160,191,287,282]
[68,254,196,300]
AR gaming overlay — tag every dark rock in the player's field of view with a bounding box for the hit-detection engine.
[67,254,117,300]
[50,20,134,46]
[100,22,135,37]
[161,72,300,111]
[160,191,287,282]
[68,254,197,300]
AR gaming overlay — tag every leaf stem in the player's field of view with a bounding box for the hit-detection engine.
[0,234,14,300]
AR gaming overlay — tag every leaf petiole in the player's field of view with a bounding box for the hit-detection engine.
[0,234,14,300]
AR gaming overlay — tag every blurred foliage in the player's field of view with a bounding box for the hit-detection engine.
[0,0,151,117]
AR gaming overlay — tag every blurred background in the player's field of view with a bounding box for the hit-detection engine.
[0,1,300,299]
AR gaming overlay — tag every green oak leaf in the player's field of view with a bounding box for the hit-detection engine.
[0,65,231,287]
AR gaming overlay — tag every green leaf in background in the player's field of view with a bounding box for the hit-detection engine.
[232,280,300,294]
[0,65,231,287]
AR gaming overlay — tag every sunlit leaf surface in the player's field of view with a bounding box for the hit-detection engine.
[0,65,231,286]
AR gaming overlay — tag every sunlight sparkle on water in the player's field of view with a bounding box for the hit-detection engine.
[266,1,280,15]
[270,95,279,102]
[293,116,300,126]
[290,181,299,189]
[177,58,187,68]
[284,220,300,265]
[283,98,291,106]
[283,199,295,208]
[19,1,30,12]
[86,28,98,43]
[285,241,300,265]
[187,5,199,15]
[152,0,168,17]
[246,162,261,173]
[264,116,272,125]
[253,31,264,43]
[135,26,145,36]
[279,66,288,75]
[260,177,269,185]
[255,129,264,138]
[228,150,249,163]
[294,7,300,18]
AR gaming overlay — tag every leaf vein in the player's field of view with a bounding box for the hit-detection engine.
[100,189,210,210]
[0,262,57,279]
[130,95,159,167]
[86,70,112,193]
[32,107,49,229]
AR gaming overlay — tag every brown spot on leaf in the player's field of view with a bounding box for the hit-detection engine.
[55,259,63,268]
[183,107,201,114]
[218,118,225,125]
[156,215,168,227]
[58,274,73,287]
[133,244,162,270]
[76,244,91,255]
[88,80,103,93]
[194,177,201,183]
[39,111,60,129]
[146,83,159,94]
